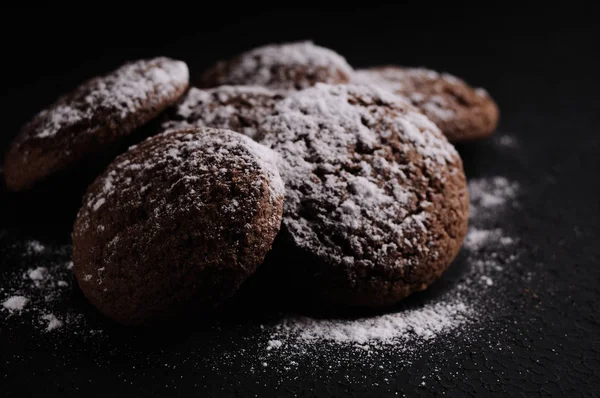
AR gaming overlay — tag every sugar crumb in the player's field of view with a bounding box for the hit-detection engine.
[42,314,63,331]
[3,296,30,311]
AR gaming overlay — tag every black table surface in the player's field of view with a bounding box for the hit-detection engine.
[1,6,599,397]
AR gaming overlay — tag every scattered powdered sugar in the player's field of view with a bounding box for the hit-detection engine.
[470,177,515,207]
[495,134,518,148]
[25,240,46,254]
[42,314,63,331]
[266,340,283,351]
[25,57,188,140]
[468,176,519,220]
[464,228,514,252]
[271,300,472,346]
[207,41,353,90]
[480,276,494,286]
[28,266,48,281]
[261,174,520,366]
[1,240,95,334]
[2,295,30,312]
[464,228,494,250]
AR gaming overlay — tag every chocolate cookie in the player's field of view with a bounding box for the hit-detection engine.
[198,41,353,91]
[3,57,189,191]
[258,84,469,308]
[352,66,499,142]
[72,127,284,325]
[162,86,285,139]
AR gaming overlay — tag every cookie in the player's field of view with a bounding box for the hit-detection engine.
[162,85,285,139]
[3,57,189,191]
[198,41,353,91]
[72,127,284,325]
[258,84,469,308]
[352,66,499,142]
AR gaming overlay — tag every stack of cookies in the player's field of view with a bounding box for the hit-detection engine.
[2,41,499,325]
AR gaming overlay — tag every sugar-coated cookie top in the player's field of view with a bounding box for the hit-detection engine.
[80,128,284,224]
[27,58,188,140]
[162,86,285,139]
[352,66,498,142]
[4,57,190,191]
[200,41,353,90]
[258,83,466,276]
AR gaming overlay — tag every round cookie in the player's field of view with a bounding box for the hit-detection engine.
[352,66,499,142]
[198,41,353,91]
[162,86,286,139]
[258,83,469,308]
[72,127,284,325]
[3,57,189,191]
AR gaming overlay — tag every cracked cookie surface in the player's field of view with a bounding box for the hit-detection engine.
[258,84,469,308]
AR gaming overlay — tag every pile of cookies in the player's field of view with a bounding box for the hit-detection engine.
[2,41,498,325]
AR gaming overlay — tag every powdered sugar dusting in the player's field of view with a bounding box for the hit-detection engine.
[1,240,97,333]
[271,300,472,346]
[354,68,453,104]
[464,228,494,250]
[27,57,188,139]
[353,67,470,95]
[2,295,30,311]
[468,176,519,220]
[42,313,63,331]
[81,128,284,220]
[28,267,48,280]
[266,340,283,351]
[259,83,461,270]
[25,240,46,254]
[495,134,518,148]
[353,68,406,92]
[207,41,353,90]
[354,67,450,91]
[420,94,455,122]
[162,86,284,139]
[352,67,493,133]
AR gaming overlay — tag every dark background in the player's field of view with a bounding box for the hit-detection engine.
[1,5,599,397]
